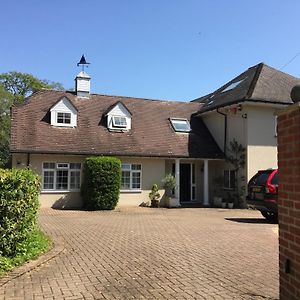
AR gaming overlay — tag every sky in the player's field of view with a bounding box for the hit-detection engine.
[1,0,300,102]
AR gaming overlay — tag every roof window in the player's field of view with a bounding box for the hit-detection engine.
[170,118,191,132]
[221,78,246,93]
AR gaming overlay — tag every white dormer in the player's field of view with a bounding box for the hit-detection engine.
[50,97,78,127]
[75,71,91,98]
[106,102,132,131]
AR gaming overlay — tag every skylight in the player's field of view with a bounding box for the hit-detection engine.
[170,118,191,132]
[221,78,246,93]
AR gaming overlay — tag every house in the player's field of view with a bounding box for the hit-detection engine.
[192,62,299,194]
[10,70,223,208]
[10,62,299,208]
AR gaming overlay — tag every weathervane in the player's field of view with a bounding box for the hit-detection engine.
[77,55,90,72]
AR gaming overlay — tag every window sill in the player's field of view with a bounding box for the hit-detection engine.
[120,190,142,193]
[41,190,80,193]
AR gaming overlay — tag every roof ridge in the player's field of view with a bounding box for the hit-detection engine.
[245,62,264,99]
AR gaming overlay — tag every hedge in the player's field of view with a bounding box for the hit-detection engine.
[0,168,40,257]
[81,156,121,210]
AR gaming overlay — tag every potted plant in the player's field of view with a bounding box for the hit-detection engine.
[149,184,160,207]
[221,198,227,208]
[162,174,179,208]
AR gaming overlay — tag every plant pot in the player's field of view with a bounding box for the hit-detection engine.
[228,202,234,209]
[213,196,222,208]
[221,202,227,208]
[166,197,180,208]
[151,199,160,208]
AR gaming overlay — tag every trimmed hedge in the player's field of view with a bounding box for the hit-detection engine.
[81,156,121,210]
[0,168,40,257]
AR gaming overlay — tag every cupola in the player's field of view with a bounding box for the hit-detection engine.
[75,55,91,98]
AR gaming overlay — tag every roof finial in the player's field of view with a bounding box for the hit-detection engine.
[77,55,90,72]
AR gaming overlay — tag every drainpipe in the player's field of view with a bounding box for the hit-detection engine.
[217,109,227,156]
[26,153,30,166]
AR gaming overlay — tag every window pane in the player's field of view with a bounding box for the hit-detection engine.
[57,112,71,124]
[132,164,141,170]
[57,163,69,169]
[70,163,81,169]
[70,170,81,189]
[230,171,236,189]
[224,170,230,188]
[43,171,54,189]
[56,170,69,190]
[113,116,127,127]
[121,171,130,189]
[170,119,191,132]
[132,172,141,189]
[43,162,55,169]
[121,164,131,171]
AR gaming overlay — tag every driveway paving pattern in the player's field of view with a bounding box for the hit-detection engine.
[0,207,279,299]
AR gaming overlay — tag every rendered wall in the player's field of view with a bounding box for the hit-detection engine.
[246,105,278,181]
[11,154,165,208]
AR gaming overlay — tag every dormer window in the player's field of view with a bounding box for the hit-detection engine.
[112,116,127,128]
[106,101,132,131]
[57,112,71,124]
[170,118,191,132]
[50,97,78,127]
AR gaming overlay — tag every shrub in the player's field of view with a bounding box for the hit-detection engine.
[81,156,121,210]
[0,168,40,257]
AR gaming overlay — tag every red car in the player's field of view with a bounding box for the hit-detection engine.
[246,169,278,222]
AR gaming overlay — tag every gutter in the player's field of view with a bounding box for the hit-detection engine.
[216,108,227,156]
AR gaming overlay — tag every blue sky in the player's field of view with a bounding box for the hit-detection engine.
[2,0,300,101]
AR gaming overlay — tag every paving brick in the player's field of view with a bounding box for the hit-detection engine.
[0,207,279,299]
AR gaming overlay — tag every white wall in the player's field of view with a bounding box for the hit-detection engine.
[11,154,165,208]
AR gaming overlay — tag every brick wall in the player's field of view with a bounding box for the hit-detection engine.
[277,103,300,300]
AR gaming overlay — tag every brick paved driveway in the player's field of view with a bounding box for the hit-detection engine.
[0,207,278,299]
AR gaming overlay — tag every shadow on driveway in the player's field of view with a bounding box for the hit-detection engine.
[225,217,269,224]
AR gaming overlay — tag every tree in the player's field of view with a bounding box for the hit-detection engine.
[0,71,63,103]
[225,139,246,208]
[0,72,63,167]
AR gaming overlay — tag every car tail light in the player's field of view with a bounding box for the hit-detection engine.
[266,183,276,194]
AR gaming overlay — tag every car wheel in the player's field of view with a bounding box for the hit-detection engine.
[261,211,278,223]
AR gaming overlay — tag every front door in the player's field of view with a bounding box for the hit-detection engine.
[180,163,191,202]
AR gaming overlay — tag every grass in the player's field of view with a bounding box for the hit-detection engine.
[0,228,51,276]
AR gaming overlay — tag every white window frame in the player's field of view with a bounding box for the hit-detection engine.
[112,115,127,128]
[121,163,142,191]
[42,162,81,192]
[170,118,191,133]
[274,116,278,137]
[224,170,236,190]
[56,112,72,125]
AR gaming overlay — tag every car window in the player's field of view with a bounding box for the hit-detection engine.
[271,172,278,185]
[249,172,271,185]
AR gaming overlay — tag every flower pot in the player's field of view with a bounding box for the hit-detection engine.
[221,202,227,208]
[213,196,222,208]
[228,202,234,209]
[151,199,160,208]
[166,197,180,208]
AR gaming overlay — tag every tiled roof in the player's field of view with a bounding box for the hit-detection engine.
[193,63,300,113]
[11,90,223,159]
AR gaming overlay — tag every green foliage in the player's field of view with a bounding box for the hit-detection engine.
[225,139,246,207]
[0,71,63,103]
[0,72,63,167]
[0,168,40,257]
[162,174,176,190]
[81,156,121,210]
[0,228,50,276]
[149,184,160,201]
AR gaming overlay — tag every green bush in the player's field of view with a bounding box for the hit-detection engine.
[81,156,121,210]
[0,168,40,257]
